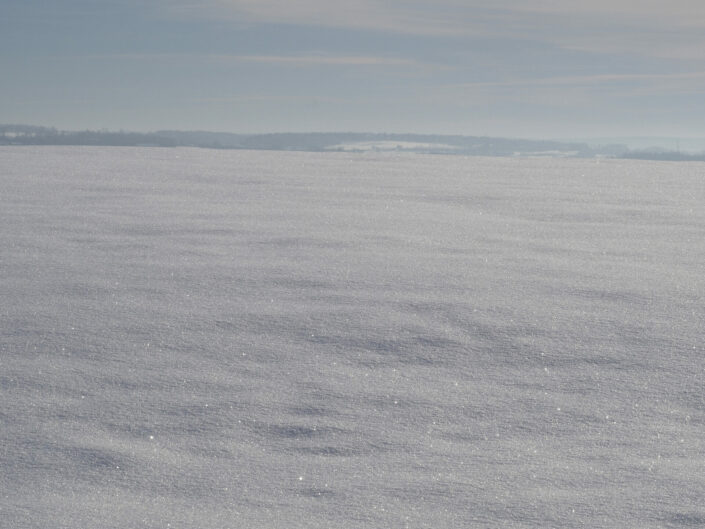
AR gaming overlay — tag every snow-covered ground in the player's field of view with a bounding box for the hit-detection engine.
[2,147,704,528]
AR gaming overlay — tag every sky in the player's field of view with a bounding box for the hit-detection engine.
[2,0,705,138]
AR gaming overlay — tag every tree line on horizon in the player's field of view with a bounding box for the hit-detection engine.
[4,123,703,160]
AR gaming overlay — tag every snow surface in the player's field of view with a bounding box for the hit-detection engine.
[1,146,705,528]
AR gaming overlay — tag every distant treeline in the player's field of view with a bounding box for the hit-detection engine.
[620,150,705,162]
[156,130,627,157]
[0,123,634,158]
[0,124,176,147]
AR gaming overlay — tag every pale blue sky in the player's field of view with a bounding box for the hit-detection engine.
[2,0,705,137]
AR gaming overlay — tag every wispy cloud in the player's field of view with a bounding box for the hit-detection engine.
[506,0,705,27]
[214,54,419,66]
[165,0,705,60]
[169,1,705,29]
[77,52,422,68]
[442,71,705,108]
[194,94,347,103]
[166,0,499,36]
[455,71,705,89]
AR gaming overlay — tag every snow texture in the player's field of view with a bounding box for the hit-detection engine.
[1,146,705,528]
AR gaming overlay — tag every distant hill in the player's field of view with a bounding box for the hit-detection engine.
[0,123,636,158]
[620,150,705,162]
[154,130,247,149]
[0,124,177,147]
[567,136,705,153]
[157,130,622,157]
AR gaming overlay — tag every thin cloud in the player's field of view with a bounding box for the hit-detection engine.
[165,0,705,59]
[456,71,705,88]
[216,54,419,66]
[168,0,705,32]
[444,71,705,106]
[165,0,500,36]
[506,0,705,27]
[76,52,421,67]
[194,95,347,103]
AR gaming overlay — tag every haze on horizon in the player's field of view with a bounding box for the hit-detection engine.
[2,0,705,139]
